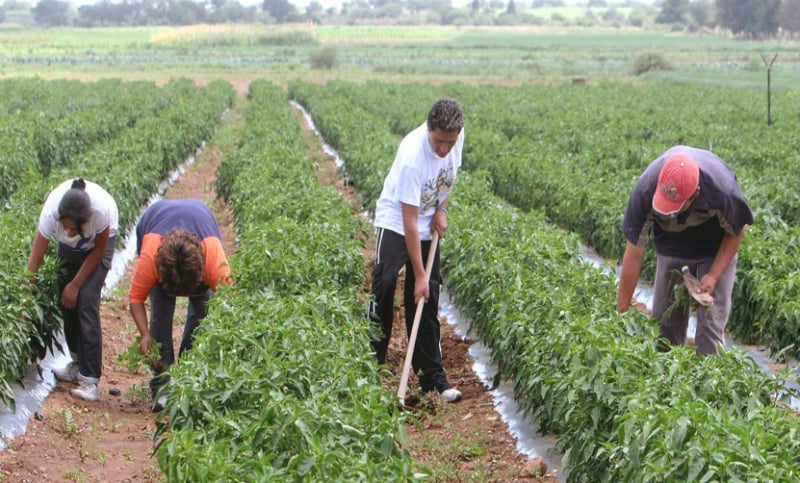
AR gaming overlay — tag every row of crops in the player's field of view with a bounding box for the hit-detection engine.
[0,77,189,202]
[289,80,800,480]
[6,75,800,478]
[0,77,234,410]
[0,76,425,479]
[290,79,800,362]
[154,80,417,479]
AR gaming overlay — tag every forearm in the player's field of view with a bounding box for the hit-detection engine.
[709,228,745,281]
[70,248,105,288]
[401,203,425,278]
[71,229,110,288]
[403,226,425,278]
[130,302,150,337]
[617,241,645,313]
[27,233,50,274]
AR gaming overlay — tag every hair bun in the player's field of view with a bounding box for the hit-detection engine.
[71,178,86,190]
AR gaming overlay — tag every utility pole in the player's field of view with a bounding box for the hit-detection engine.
[760,53,778,126]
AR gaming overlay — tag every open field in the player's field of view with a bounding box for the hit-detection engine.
[1,24,799,87]
[2,22,800,481]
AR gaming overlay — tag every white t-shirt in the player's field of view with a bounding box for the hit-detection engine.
[37,179,119,252]
[374,122,464,240]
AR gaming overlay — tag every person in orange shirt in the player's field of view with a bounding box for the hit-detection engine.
[128,199,232,411]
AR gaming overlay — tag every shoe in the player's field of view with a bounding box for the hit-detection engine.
[53,362,78,382]
[70,382,99,402]
[152,394,168,413]
[441,388,462,403]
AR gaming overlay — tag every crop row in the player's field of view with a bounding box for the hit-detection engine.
[153,80,415,479]
[0,78,199,203]
[290,81,800,480]
[294,79,800,360]
[0,78,234,409]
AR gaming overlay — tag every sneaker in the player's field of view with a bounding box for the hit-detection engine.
[152,394,168,413]
[441,388,462,403]
[53,362,78,382]
[70,382,99,402]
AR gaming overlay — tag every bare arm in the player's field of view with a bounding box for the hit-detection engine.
[700,226,746,294]
[401,202,428,303]
[130,302,153,354]
[27,232,51,275]
[617,241,645,313]
[431,203,448,238]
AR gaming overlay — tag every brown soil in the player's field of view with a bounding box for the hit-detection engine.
[0,92,559,482]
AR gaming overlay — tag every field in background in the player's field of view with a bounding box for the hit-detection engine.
[0,23,798,88]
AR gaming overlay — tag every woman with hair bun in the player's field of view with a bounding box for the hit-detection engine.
[27,178,118,402]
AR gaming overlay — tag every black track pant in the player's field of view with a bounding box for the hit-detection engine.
[368,228,451,393]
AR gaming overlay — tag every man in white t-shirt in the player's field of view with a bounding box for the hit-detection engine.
[27,178,119,401]
[369,98,464,403]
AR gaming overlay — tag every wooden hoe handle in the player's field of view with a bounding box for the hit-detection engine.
[397,232,440,403]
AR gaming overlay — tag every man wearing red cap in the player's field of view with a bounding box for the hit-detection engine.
[617,145,753,355]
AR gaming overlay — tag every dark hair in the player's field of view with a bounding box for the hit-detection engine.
[426,98,463,132]
[156,228,204,296]
[58,178,91,235]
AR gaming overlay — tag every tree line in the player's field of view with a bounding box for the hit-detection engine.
[1,0,798,38]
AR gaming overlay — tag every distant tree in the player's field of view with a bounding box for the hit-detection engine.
[716,0,779,37]
[165,0,205,25]
[588,0,607,6]
[687,0,715,29]
[407,0,427,12]
[495,11,519,24]
[262,0,295,22]
[206,1,253,23]
[602,7,624,23]
[506,0,515,14]
[779,0,800,33]
[305,0,323,22]
[428,0,453,16]
[655,0,688,24]
[376,1,402,18]
[628,8,646,27]
[3,0,28,10]
[471,0,480,15]
[77,2,107,26]
[489,0,503,8]
[753,0,781,36]
[31,0,70,26]
[0,7,5,22]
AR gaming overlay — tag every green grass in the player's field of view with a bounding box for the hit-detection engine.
[0,23,798,92]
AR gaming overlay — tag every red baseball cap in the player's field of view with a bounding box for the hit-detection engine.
[652,153,700,216]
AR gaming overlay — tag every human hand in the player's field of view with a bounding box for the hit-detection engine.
[60,282,79,309]
[699,273,718,295]
[414,277,430,304]
[432,209,448,238]
[139,333,153,355]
